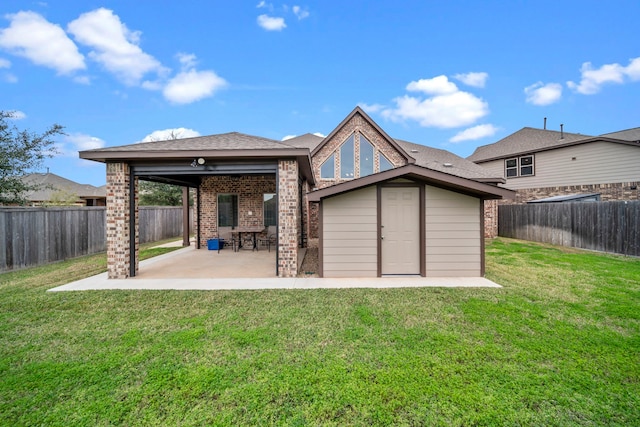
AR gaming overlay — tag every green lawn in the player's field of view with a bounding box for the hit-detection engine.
[1,238,638,426]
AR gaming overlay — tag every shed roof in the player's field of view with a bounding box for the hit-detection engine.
[307,164,515,202]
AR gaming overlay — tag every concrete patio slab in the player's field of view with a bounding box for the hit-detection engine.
[48,242,502,291]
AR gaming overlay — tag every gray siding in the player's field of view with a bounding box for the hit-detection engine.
[322,186,377,277]
[425,186,481,277]
[481,141,640,190]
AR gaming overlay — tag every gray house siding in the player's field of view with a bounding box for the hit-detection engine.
[480,141,640,190]
[322,186,378,277]
[425,186,481,277]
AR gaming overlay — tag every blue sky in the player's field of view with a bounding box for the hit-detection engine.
[1,0,639,186]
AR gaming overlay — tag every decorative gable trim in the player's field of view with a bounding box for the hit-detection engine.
[311,106,415,163]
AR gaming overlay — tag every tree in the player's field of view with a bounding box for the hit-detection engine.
[138,180,185,206]
[137,129,192,206]
[0,111,64,205]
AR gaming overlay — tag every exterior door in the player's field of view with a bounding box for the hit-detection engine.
[381,187,420,275]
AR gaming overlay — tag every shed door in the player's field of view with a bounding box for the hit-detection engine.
[381,187,420,275]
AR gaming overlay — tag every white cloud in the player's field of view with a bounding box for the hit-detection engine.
[292,6,310,20]
[453,72,488,88]
[67,8,166,85]
[140,128,201,142]
[567,57,640,94]
[257,14,286,31]
[282,134,296,141]
[406,75,458,95]
[0,58,10,68]
[256,1,270,8]
[524,82,562,106]
[162,55,227,105]
[58,133,105,157]
[358,102,385,113]
[381,76,489,128]
[8,110,26,120]
[0,11,85,75]
[313,132,325,138]
[449,124,498,143]
[2,72,17,83]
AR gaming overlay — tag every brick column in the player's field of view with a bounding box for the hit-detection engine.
[278,160,298,277]
[106,162,138,279]
[483,199,498,238]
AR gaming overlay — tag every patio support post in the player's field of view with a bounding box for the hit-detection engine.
[277,159,299,277]
[182,187,190,247]
[106,162,135,279]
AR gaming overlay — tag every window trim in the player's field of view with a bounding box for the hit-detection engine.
[263,193,276,227]
[217,193,238,228]
[505,155,535,178]
[320,153,335,179]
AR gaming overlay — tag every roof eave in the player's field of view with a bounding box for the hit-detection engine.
[471,137,639,163]
[307,165,515,202]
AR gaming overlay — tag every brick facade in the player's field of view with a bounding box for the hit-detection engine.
[196,175,276,245]
[278,160,299,277]
[106,162,138,279]
[483,181,640,237]
[308,111,409,238]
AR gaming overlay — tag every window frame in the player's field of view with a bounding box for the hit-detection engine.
[217,193,238,228]
[263,193,277,227]
[505,155,535,178]
[320,153,335,179]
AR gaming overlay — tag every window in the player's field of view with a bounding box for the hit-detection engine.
[360,136,374,177]
[320,154,335,179]
[263,193,276,227]
[505,155,534,178]
[340,134,355,178]
[380,154,393,172]
[218,194,238,227]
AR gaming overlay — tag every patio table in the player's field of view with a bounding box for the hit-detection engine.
[233,226,266,251]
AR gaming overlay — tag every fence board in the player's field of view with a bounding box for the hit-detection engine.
[1,206,192,272]
[499,201,640,257]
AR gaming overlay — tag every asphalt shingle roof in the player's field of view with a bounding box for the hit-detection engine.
[21,173,106,201]
[91,132,298,153]
[600,127,640,142]
[467,127,592,163]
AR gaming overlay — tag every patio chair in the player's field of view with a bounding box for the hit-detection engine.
[217,228,237,253]
[257,226,277,252]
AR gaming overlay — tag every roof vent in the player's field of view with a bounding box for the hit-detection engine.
[443,163,453,167]
[410,149,419,153]
[560,124,564,140]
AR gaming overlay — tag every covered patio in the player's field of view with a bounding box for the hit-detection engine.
[80,133,315,280]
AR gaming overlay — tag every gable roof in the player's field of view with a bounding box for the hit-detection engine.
[307,164,515,202]
[310,106,415,165]
[600,127,640,142]
[467,127,592,163]
[395,139,504,183]
[21,173,106,202]
[468,126,640,164]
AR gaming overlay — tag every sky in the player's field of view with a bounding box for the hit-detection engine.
[1,0,639,187]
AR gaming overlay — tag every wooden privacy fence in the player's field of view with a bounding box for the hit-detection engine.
[498,201,640,256]
[0,206,193,272]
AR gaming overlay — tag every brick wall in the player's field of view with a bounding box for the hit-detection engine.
[307,111,409,238]
[197,175,276,245]
[278,160,299,277]
[106,162,138,279]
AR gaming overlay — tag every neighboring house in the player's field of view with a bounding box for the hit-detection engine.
[468,126,640,236]
[80,107,513,279]
[19,172,106,206]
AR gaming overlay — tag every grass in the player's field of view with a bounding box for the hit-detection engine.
[0,238,638,426]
